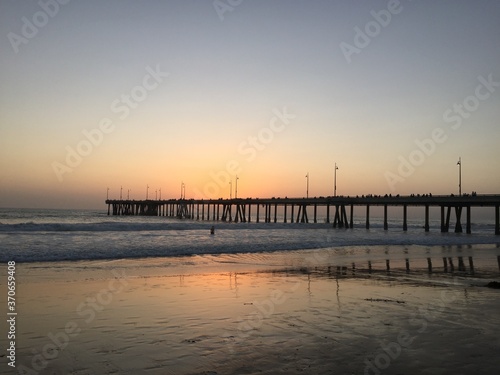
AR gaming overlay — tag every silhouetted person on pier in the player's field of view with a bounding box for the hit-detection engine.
[210,226,215,235]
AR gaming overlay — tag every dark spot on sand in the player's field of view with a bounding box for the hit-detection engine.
[485,281,500,289]
[364,298,405,304]
[184,338,202,344]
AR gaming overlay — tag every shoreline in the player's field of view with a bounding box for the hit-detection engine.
[1,245,500,374]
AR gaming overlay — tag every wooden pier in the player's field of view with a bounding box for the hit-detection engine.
[105,194,500,234]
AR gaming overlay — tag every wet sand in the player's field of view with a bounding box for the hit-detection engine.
[2,248,500,374]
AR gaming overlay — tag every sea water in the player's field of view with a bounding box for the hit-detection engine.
[1,208,499,266]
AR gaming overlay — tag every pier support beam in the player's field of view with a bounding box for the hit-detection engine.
[455,206,463,233]
[333,205,339,228]
[221,204,232,222]
[445,206,452,232]
[343,205,349,228]
[235,204,246,223]
[295,204,309,223]
[333,205,348,228]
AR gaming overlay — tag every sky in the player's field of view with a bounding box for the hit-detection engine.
[1,0,499,209]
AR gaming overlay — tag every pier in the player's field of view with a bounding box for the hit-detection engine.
[105,194,500,235]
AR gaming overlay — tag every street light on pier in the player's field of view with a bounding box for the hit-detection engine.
[305,173,309,198]
[334,163,339,197]
[146,185,149,200]
[181,182,185,199]
[229,180,232,199]
[181,182,186,199]
[457,157,462,196]
[235,175,239,199]
[127,189,131,200]
[159,188,161,200]
[155,189,158,200]
[106,187,109,200]
[120,186,123,200]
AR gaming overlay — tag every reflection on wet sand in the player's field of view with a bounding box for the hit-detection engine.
[266,254,499,281]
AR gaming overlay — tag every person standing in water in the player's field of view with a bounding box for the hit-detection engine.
[210,226,215,235]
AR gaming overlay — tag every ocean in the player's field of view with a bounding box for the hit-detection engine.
[1,207,499,266]
[2,208,500,375]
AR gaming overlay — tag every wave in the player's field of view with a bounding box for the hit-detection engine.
[0,219,496,234]
[0,221,212,233]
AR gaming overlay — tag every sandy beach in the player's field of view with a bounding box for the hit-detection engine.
[1,247,499,375]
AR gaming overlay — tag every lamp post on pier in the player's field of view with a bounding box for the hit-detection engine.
[305,173,309,198]
[235,175,239,199]
[457,157,462,196]
[181,182,185,199]
[334,163,339,197]
[159,188,161,200]
[106,187,109,200]
[229,180,232,199]
[120,186,123,200]
[127,189,131,200]
[146,185,149,200]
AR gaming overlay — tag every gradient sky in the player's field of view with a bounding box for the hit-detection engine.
[1,0,499,209]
